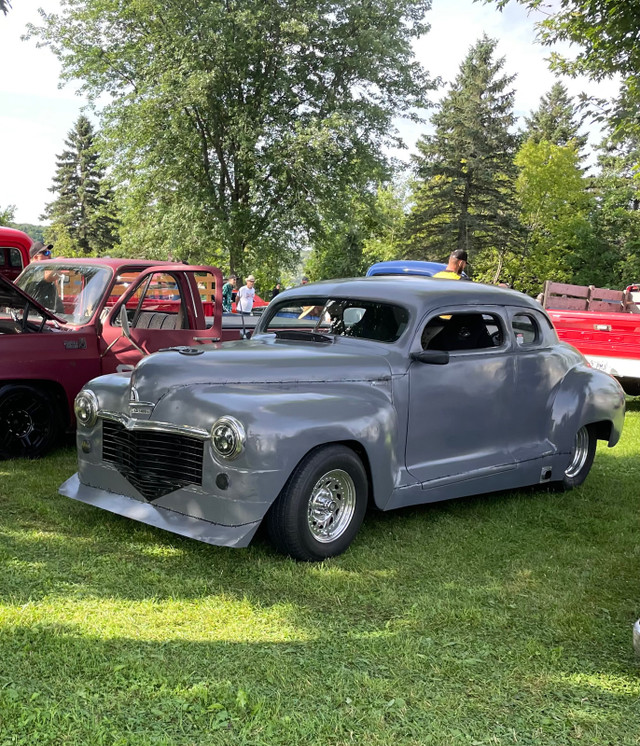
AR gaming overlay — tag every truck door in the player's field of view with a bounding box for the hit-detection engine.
[99,268,218,374]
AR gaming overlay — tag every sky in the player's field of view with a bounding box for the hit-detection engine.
[0,0,620,225]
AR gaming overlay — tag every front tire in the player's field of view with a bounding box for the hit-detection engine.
[0,384,61,460]
[267,445,368,561]
[559,425,597,490]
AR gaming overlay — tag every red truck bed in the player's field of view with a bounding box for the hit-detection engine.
[544,281,640,395]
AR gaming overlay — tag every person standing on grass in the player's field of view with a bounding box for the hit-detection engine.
[222,274,237,313]
[236,275,256,313]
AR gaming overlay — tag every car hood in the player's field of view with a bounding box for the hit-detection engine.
[129,337,393,402]
[0,273,65,323]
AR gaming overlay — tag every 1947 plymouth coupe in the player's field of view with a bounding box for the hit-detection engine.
[61,277,625,561]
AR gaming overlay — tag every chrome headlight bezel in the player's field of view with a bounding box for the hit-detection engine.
[210,416,246,460]
[74,389,99,428]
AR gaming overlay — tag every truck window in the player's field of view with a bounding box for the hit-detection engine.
[124,272,187,330]
[9,248,24,268]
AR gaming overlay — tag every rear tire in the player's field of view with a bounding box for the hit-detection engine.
[559,425,596,491]
[267,445,368,561]
[0,384,61,460]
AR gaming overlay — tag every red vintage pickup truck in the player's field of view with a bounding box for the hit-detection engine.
[0,258,261,459]
[0,226,32,282]
[543,280,640,395]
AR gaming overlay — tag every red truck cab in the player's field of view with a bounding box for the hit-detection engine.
[0,258,241,459]
[0,226,32,282]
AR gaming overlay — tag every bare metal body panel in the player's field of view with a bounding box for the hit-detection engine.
[62,277,626,546]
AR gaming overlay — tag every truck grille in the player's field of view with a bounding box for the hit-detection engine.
[102,420,204,501]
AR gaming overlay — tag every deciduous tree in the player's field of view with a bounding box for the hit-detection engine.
[305,183,408,280]
[29,0,434,276]
[510,138,596,294]
[589,136,640,287]
[486,0,640,138]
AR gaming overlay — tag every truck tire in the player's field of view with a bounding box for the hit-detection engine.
[267,445,368,561]
[559,425,596,491]
[0,384,61,460]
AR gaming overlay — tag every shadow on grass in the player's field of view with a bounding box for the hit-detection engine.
[0,621,638,745]
[1,449,638,640]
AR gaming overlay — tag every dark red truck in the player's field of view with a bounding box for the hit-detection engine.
[0,258,257,459]
[0,226,32,282]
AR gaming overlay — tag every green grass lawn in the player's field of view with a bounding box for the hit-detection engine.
[1,405,639,745]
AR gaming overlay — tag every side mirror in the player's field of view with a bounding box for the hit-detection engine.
[119,304,131,339]
[410,349,450,365]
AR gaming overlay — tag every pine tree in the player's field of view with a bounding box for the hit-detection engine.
[42,116,119,255]
[405,36,522,282]
[525,83,588,151]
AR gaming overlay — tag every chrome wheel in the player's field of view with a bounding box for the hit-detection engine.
[307,468,357,543]
[267,445,368,561]
[565,426,590,479]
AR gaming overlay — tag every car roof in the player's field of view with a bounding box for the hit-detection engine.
[277,276,542,312]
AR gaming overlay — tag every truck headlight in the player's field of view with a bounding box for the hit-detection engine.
[74,390,99,427]
[211,416,246,460]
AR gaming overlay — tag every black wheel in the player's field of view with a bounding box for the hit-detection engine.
[267,445,368,561]
[0,385,61,460]
[559,425,597,490]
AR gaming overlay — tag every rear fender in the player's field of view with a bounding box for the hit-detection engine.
[549,366,625,449]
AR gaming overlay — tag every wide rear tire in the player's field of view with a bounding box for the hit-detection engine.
[0,384,61,460]
[267,445,368,561]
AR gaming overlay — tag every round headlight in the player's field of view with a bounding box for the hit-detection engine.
[210,416,246,460]
[74,390,99,427]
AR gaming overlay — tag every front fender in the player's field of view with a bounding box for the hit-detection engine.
[152,381,399,512]
[549,366,625,450]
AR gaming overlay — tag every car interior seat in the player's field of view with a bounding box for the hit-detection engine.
[431,313,493,351]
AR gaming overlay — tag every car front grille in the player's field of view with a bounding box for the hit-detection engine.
[102,420,204,501]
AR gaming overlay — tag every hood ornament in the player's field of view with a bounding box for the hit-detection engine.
[129,385,154,418]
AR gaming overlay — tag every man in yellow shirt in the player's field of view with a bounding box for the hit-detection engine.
[433,249,469,280]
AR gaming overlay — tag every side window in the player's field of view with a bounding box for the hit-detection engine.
[0,247,6,266]
[512,313,539,346]
[422,312,503,352]
[123,273,186,330]
[9,248,24,268]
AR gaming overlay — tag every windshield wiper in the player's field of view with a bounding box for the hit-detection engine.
[274,329,333,343]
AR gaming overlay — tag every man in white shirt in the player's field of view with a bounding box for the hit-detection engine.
[236,275,256,313]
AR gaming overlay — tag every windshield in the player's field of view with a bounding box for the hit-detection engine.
[259,297,409,343]
[16,263,112,325]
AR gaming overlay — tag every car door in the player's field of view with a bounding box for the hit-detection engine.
[406,306,517,485]
[99,268,214,374]
[507,308,569,462]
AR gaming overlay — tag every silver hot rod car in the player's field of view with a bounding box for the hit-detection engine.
[61,277,625,561]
